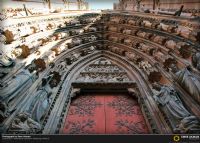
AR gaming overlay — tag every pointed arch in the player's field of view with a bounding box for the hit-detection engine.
[43,50,171,134]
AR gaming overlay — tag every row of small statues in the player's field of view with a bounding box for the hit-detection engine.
[106,26,194,60]
[108,15,200,42]
[1,13,99,44]
[0,33,100,80]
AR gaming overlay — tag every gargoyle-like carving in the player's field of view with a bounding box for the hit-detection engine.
[176,68,200,104]
[153,84,200,133]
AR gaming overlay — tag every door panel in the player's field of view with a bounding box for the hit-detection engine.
[61,94,149,134]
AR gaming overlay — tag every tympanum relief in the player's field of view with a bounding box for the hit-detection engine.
[76,58,131,83]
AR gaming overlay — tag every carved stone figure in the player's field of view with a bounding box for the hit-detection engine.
[175,26,200,42]
[0,55,15,67]
[127,19,136,25]
[67,38,82,48]
[151,35,167,45]
[138,43,156,55]
[192,53,200,71]
[165,40,177,51]
[123,38,133,46]
[51,44,68,56]
[110,17,121,23]
[176,42,191,58]
[80,46,96,56]
[65,52,81,65]
[136,31,153,40]
[0,101,9,123]
[108,26,118,32]
[139,61,162,82]
[108,36,118,42]
[153,84,200,133]
[10,112,42,133]
[125,52,142,63]
[157,23,177,33]
[141,20,152,28]
[0,68,38,104]
[108,46,126,56]
[153,51,177,69]
[25,72,61,123]
[176,68,200,104]
[122,29,132,35]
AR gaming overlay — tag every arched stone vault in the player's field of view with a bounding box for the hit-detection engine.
[40,50,172,134]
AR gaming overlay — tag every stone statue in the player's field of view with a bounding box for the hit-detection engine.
[9,72,61,133]
[10,112,42,133]
[192,52,200,71]
[25,72,61,123]
[153,83,200,133]
[0,54,15,67]
[0,64,38,104]
[176,68,200,104]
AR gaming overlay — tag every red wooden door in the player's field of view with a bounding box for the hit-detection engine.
[61,94,149,134]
